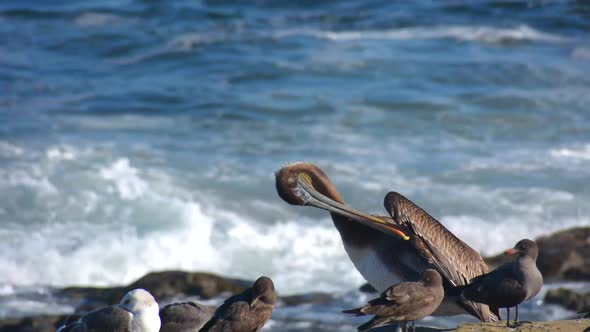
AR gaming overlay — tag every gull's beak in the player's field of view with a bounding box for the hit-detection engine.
[295,173,410,241]
[505,248,518,255]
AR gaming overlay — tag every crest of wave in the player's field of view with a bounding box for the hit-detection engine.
[275,24,567,44]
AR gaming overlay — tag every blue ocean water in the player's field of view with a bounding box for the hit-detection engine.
[1,0,590,329]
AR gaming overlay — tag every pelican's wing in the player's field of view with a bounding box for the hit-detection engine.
[384,192,487,285]
[384,192,497,322]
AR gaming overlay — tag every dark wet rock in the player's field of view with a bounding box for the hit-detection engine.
[4,272,254,332]
[60,270,251,310]
[280,292,335,306]
[545,288,590,312]
[485,227,590,281]
[128,271,250,300]
[0,314,70,332]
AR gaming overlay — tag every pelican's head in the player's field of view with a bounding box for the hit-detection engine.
[275,162,410,241]
[275,162,342,206]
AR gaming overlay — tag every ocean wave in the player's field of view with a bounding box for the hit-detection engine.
[74,12,125,28]
[466,146,590,173]
[99,158,148,200]
[1,143,588,298]
[168,33,211,52]
[572,47,590,61]
[551,144,590,160]
[275,25,568,44]
[0,144,362,294]
[0,211,360,295]
[0,285,74,319]
[442,214,587,256]
[0,141,24,158]
[120,23,568,65]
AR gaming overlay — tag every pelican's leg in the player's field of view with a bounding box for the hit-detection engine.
[412,321,416,332]
[515,305,519,323]
[401,321,407,332]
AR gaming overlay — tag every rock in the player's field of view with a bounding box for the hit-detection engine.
[280,292,335,306]
[127,271,250,300]
[6,272,254,332]
[59,270,252,310]
[55,270,255,318]
[455,319,590,331]
[0,314,70,332]
[485,227,590,281]
[545,288,590,312]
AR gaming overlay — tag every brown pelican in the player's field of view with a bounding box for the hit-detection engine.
[199,276,276,332]
[275,162,499,322]
[462,239,543,326]
[343,269,445,332]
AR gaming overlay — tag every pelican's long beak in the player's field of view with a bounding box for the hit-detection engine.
[295,174,410,241]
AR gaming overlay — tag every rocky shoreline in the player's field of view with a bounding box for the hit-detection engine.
[2,227,589,332]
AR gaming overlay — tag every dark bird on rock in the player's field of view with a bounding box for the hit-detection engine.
[56,288,160,332]
[344,269,444,332]
[462,239,543,327]
[160,301,216,332]
[199,276,276,332]
[275,162,499,322]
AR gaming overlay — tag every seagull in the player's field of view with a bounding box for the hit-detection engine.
[160,301,216,332]
[462,239,543,326]
[57,288,160,332]
[199,276,276,332]
[344,269,444,332]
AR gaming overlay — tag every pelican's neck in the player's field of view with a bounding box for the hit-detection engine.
[330,212,387,248]
[303,171,382,249]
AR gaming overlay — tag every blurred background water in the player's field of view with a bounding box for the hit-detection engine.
[1,0,590,329]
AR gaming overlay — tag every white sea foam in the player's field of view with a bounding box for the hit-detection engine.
[1,142,588,305]
[46,146,77,161]
[441,214,588,256]
[551,144,590,160]
[0,209,360,295]
[100,158,148,200]
[168,33,208,51]
[0,145,362,294]
[0,141,24,157]
[466,145,590,174]
[276,25,567,44]
[0,167,58,195]
[0,284,14,296]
